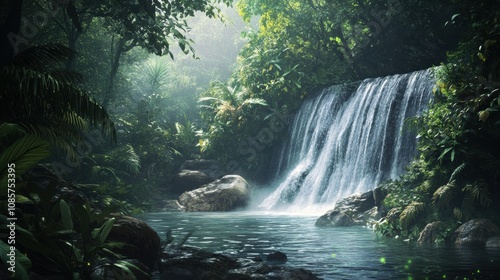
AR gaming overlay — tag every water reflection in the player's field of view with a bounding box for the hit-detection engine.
[139,212,500,279]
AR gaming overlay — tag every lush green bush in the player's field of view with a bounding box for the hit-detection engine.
[375,5,500,241]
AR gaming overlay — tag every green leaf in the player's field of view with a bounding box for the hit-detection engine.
[0,123,25,139]
[14,195,34,204]
[73,202,91,240]
[438,147,453,161]
[433,181,457,208]
[0,240,32,280]
[400,201,425,228]
[94,218,115,244]
[0,134,50,195]
[60,200,73,231]
[112,262,136,279]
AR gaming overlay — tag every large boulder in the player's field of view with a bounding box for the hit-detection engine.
[315,210,356,227]
[335,190,375,213]
[107,214,161,269]
[417,221,445,245]
[172,170,214,194]
[162,200,185,212]
[316,189,386,227]
[452,219,500,247]
[178,175,251,211]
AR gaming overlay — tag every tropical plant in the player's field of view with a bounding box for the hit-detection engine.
[22,0,234,106]
[399,201,426,228]
[375,3,500,241]
[0,239,32,280]
[77,144,141,185]
[199,82,268,123]
[198,81,270,169]
[5,168,148,279]
[0,44,116,161]
[0,123,51,195]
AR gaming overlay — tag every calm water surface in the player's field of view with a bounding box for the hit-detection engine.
[139,211,500,279]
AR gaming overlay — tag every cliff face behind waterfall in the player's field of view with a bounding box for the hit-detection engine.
[261,69,434,213]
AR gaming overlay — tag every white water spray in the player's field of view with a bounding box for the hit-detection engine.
[260,70,434,214]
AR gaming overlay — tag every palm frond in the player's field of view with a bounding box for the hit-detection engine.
[0,133,50,194]
[400,201,426,228]
[432,180,457,208]
[63,112,89,132]
[0,123,25,143]
[49,70,85,84]
[1,44,116,145]
[240,98,268,107]
[91,166,121,183]
[10,44,75,71]
[480,154,500,174]
[449,163,466,183]
[198,96,223,104]
[12,117,84,161]
[109,144,141,175]
[463,182,492,207]
[452,207,463,221]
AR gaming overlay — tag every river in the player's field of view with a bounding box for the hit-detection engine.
[139,211,500,279]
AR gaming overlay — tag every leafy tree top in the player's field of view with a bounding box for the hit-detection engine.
[48,0,234,58]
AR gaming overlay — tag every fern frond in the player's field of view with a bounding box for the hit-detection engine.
[0,133,50,194]
[400,202,426,228]
[1,44,116,145]
[63,111,89,132]
[463,182,492,207]
[432,180,457,208]
[480,154,500,174]
[13,117,84,161]
[449,163,466,183]
[11,44,75,70]
[0,123,26,149]
[240,98,269,107]
[92,166,121,183]
[97,144,141,176]
[453,207,463,221]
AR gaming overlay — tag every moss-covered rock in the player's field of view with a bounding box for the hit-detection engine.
[178,175,251,211]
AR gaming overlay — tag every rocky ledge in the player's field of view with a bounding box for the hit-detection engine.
[159,246,321,280]
[315,188,386,227]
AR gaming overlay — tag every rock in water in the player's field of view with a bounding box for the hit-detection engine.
[266,251,288,262]
[178,175,251,211]
[316,189,385,227]
[417,221,445,245]
[452,219,500,247]
[160,246,320,280]
[107,214,161,269]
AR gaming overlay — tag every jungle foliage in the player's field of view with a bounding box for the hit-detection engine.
[197,0,464,175]
[2,0,500,277]
[374,1,500,242]
[1,0,239,278]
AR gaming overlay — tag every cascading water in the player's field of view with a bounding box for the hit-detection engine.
[260,69,434,213]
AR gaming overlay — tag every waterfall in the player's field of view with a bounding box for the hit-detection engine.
[260,69,434,213]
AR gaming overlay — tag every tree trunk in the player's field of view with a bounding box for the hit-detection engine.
[0,0,23,66]
[102,36,126,108]
[65,28,80,70]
